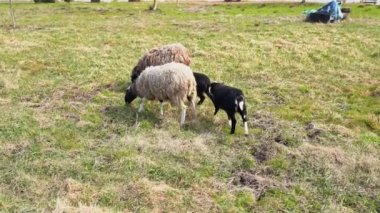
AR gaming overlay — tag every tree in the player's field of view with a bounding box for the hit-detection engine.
[9,0,16,28]
[151,0,158,11]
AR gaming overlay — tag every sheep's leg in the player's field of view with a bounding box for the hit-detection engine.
[244,121,249,135]
[191,97,197,119]
[179,104,187,125]
[197,93,206,105]
[227,113,232,127]
[239,111,249,135]
[138,98,145,113]
[136,98,145,123]
[229,113,237,134]
[159,101,164,117]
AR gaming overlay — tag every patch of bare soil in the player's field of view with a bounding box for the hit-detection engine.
[251,111,325,147]
[232,172,277,200]
[251,111,307,146]
[305,122,323,140]
[252,141,276,163]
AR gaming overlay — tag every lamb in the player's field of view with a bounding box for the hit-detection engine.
[125,62,197,125]
[193,72,211,105]
[208,83,248,135]
[131,43,191,82]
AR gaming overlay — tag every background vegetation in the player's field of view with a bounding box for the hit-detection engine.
[0,2,379,212]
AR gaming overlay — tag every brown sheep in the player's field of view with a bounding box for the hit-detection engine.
[131,43,191,82]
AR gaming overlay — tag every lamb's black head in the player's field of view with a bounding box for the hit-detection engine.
[125,85,137,104]
[209,82,223,95]
[131,66,139,82]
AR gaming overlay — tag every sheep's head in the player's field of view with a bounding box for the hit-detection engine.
[208,82,221,96]
[131,66,139,82]
[125,84,137,104]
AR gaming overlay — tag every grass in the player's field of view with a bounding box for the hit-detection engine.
[1,2,380,212]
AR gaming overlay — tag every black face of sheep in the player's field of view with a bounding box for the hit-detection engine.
[208,83,248,135]
[193,72,211,105]
[131,66,139,82]
[125,86,137,104]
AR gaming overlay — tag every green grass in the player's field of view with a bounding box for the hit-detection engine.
[1,2,380,212]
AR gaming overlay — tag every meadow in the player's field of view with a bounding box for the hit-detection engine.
[0,2,379,212]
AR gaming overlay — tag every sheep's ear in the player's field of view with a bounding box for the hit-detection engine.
[208,86,213,97]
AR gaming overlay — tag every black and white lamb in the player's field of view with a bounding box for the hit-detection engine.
[208,82,248,135]
[125,62,197,125]
[193,72,211,105]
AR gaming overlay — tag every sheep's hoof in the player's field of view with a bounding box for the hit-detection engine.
[133,121,140,128]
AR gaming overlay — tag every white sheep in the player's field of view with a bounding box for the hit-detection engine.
[125,62,197,125]
[131,43,191,82]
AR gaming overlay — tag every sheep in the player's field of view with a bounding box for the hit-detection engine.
[193,72,211,105]
[125,62,197,125]
[131,43,191,82]
[208,82,248,135]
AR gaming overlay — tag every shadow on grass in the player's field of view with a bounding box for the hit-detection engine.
[181,112,220,135]
[101,102,222,135]
[101,103,161,127]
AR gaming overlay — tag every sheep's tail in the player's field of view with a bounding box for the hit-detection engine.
[186,78,197,117]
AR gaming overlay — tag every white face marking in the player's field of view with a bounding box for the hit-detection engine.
[228,119,232,127]
[239,101,244,111]
[127,86,131,90]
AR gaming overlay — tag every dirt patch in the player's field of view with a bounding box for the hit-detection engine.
[0,142,30,157]
[251,111,307,147]
[252,141,276,163]
[52,197,106,213]
[62,178,86,203]
[232,172,276,200]
[263,90,285,105]
[305,122,323,141]
[119,180,153,210]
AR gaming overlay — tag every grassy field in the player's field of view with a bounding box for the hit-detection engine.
[1,2,380,212]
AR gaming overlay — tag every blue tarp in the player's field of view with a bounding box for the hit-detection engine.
[316,0,344,21]
[305,0,344,22]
